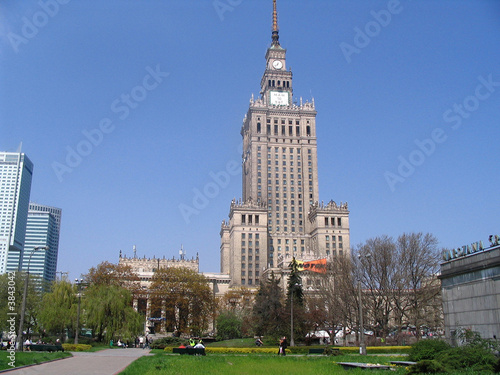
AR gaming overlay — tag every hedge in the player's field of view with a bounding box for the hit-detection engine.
[165,347,291,354]
[164,345,410,355]
[62,344,92,352]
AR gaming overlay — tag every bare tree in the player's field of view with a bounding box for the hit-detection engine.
[310,255,357,345]
[395,232,442,338]
[356,236,400,338]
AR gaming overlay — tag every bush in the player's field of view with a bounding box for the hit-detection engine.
[408,339,451,361]
[216,312,242,341]
[62,344,92,351]
[407,360,448,374]
[164,346,290,354]
[437,345,497,372]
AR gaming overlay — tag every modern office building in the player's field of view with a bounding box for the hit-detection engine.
[0,151,34,274]
[220,1,350,287]
[439,235,500,342]
[21,203,62,284]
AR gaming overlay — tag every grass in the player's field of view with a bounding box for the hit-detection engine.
[0,350,72,371]
[119,353,408,375]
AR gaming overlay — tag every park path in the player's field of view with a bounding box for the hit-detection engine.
[4,348,151,375]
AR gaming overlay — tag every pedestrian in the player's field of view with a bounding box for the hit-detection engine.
[278,336,287,356]
[143,335,150,349]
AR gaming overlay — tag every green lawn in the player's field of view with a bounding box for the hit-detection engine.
[0,351,72,371]
[119,353,408,375]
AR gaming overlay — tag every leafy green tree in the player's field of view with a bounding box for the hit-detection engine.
[149,267,214,337]
[39,280,77,340]
[217,288,255,337]
[84,261,141,297]
[216,311,242,340]
[0,272,42,338]
[252,272,285,338]
[83,284,142,342]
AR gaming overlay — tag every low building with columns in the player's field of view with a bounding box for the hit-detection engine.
[118,246,230,335]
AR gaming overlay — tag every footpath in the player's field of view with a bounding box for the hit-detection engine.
[4,348,151,375]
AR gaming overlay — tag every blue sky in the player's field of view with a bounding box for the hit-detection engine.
[1,0,499,280]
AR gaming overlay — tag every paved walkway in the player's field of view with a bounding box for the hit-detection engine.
[4,348,151,375]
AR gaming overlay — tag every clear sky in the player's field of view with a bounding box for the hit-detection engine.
[1,0,499,280]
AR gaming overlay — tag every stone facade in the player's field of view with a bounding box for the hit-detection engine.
[439,236,500,343]
[220,1,350,288]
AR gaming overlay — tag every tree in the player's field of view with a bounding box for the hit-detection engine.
[395,232,442,337]
[310,255,358,345]
[0,272,42,338]
[84,261,141,297]
[148,267,214,336]
[356,236,399,337]
[216,311,242,340]
[39,280,77,340]
[217,287,255,336]
[354,232,443,341]
[286,258,306,343]
[252,272,285,338]
[83,283,142,342]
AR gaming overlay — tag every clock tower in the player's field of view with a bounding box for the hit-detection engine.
[221,0,350,288]
[261,0,292,107]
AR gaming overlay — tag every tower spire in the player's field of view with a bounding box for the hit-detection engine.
[271,0,280,46]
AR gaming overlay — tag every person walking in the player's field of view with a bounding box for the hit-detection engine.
[143,336,150,350]
[278,336,287,356]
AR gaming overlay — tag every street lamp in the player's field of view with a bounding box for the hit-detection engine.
[74,279,84,344]
[358,278,366,355]
[357,253,370,356]
[290,283,301,347]
[17,246,48,351]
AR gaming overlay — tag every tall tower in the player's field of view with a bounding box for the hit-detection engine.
[0,151,34,274]
[22,203,62,285]
[221,1,350,287]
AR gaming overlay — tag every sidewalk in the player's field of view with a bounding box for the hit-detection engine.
[4,348,151,375]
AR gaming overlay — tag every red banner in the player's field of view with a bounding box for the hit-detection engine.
[296,258,327,274]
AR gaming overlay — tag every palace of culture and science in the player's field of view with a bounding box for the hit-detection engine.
[220,0,350,288]
[120,1,350,301]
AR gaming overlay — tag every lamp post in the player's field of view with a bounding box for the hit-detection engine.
[290,283,301,347]
[357,253,370,356]
[17,246,48,351]
[358,280,366,355]
[74,279,84,344]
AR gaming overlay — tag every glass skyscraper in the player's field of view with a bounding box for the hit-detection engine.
[0,152,33,274]
[22,203,62,284]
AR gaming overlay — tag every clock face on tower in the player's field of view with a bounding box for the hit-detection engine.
[272,60,283,70]
[270,91,289,106]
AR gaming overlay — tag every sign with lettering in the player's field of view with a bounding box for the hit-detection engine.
[442,234,499,261]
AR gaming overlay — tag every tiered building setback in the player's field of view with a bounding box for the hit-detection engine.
[221,0,350,288]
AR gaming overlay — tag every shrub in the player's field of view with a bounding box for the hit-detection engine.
[216,312,242,341]
[407,360,448,374]
[164,346,290,355]
[62,343,92,351]
[408,339,451,361]
[437,345,497,372]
